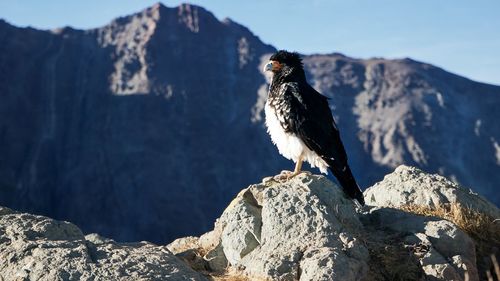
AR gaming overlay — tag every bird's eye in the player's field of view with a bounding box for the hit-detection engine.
[272,61,282,71]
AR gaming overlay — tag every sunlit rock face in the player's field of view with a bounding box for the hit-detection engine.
[0,3,498,243]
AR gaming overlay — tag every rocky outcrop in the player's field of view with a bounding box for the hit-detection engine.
[363,207,479,280]
[167,167,498,281]
[0,206,207,281]
[0,2,499,246]
[168,173,370,281]
[1,166,498,280]
[365,165,500,218]
[364,165,499,281]
[218,174,368,280]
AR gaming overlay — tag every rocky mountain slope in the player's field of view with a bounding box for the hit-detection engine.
[1,166,498,280]
[0,3,499,243]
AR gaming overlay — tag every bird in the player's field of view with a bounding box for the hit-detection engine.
[263,50,365,205]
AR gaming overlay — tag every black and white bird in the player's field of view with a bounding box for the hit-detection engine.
[263,50,365,205]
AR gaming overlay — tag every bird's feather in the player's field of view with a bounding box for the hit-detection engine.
[279,83,346,164]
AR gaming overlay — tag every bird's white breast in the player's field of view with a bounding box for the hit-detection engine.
[264,102,329,174]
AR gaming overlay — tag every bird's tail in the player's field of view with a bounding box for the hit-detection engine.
[325,161,365,206]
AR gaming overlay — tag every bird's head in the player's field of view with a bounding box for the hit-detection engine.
[264,50,304,77]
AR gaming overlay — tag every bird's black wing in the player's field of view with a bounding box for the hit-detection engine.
[281,82,365,205]
[281,82,347,167]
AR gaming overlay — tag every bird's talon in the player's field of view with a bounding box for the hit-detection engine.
[275,171,302,183]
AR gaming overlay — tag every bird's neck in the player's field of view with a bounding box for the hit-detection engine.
[270,68,306,94]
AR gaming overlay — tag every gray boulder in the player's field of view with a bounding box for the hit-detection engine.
[364,165,500,219]
[171,173,370,281]
[364,207,479,281]
[362,165,500,281]
[0,206,207,281]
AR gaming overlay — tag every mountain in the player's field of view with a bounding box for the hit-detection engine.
[0,3,498,244]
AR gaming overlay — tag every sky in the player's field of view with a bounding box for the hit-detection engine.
[1,0,499,85]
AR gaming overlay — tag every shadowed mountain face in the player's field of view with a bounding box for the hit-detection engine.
[0,3,498,243]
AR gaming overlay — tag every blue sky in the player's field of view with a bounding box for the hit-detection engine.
[1,0,499,85]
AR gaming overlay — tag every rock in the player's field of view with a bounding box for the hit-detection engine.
[361,165,500,280]
[203,243,228,272]
[167,236,200,254]
[167,236,212,272]
[1,167,497,280]
[175,249,208,272]
[84,233,114,245]
[221,189,263,266]
[0,209,208,281]
[168,229,229,273]
[365,207,479,281]
[203,173,369,281]
[172,168,499,281]
[364,165,500,219]
[199,227,224,254]
[0,207,13,216]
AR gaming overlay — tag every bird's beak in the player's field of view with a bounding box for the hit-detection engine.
[263,61,273,72]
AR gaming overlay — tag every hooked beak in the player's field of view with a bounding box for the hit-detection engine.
[263,61,273,72]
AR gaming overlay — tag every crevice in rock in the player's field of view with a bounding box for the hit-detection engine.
[84,241,98,263]
[296,250,305,281]
[242,189,261,209]
[242,189,263,245]
[175,249,209,272]
[362,226,425,281]
[247,227,261,246]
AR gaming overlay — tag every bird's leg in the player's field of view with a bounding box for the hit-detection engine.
[288,153,304,178]
[275,153,304,182]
